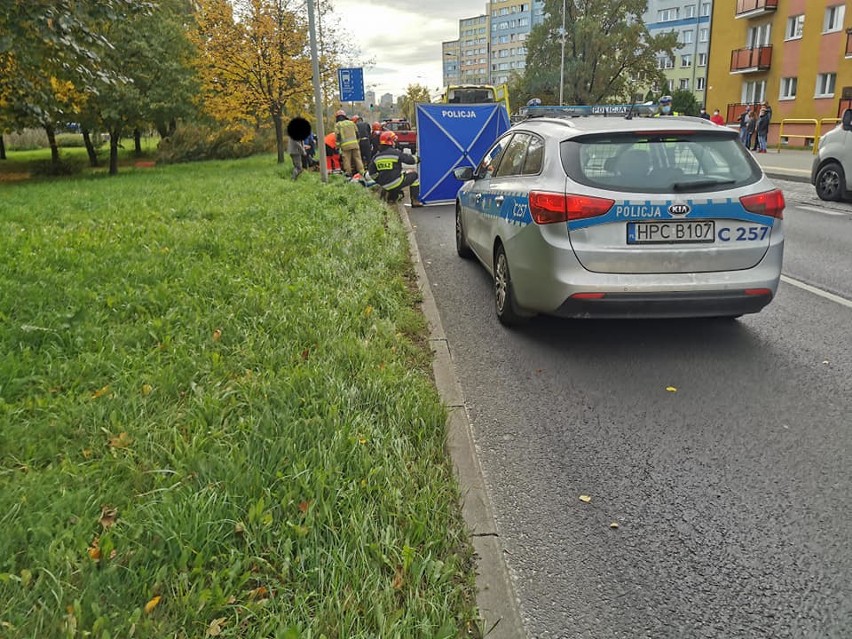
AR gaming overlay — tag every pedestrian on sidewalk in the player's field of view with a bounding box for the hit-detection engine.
[710,109,725,126]
[699,106,711,120]
[738,106,752,146]
[746,107,758,150]
[756,105,770,153]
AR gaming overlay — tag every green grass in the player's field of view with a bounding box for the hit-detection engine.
[0,156,480,638]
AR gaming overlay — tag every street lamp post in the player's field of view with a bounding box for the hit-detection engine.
[307,0,328,183]
[559,0,566,106]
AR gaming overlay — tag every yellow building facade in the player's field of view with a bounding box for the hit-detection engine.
[706,0,852,147]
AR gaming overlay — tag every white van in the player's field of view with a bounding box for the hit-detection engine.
[812,108,852,201]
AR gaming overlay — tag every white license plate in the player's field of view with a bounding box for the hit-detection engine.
[627,221,715,244]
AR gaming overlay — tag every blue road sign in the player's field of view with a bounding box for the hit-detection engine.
[338,68,365,102]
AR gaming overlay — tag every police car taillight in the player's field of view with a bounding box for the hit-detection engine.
[529,192,614,224]
[739,189,785,219]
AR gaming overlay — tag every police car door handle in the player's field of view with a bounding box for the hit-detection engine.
[494,195,505,205]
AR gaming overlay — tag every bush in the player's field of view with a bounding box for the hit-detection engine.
[54,133,86,148]
[6,129,49,151]
[156,124,276,164]
[29,158,85,177]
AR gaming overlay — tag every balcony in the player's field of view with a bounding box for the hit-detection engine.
[730,46,772,74]
[735,0,778,19]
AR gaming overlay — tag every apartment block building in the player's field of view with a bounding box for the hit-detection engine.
[706,0,851,144]
[644,1,714,101]
[442,1,544,88]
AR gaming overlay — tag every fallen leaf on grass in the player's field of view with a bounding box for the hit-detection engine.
[207,618,227,636]
[99,506,118,529]
[301,348,310,361]
[391,566,404,590]
[234,522,245,535]
[247,586,268,600]
[141,384,153,396]
[108,432,132,449]
[212,328,222,342]
[610,522,620,529]
[666,386,678,393]
[144,596,161,614]
[91,385,111,399]
[87,538,100,561]
[579,495,592,503]
[298,500,311,514]
[364,306,373,317]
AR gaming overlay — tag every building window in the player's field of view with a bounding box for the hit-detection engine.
[699,28,709,42]
[659,8,679,22]
[681,54,692,68]
[780,77,797,100]
[696,77,706,91]
[742,80,766,103]
[786,15,805,40]
[701,2,711,16]
[685,5,696,19]
[665,56,674,69]
[667,79,675,91]
[682,30,694,45]
[698,52,708,67]
[824,5,845,33]
[747,23,772,47]
[679,79,690,90]
[815,73,836,97]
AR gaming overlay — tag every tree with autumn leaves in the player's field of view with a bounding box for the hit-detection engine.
[191,0,315,164]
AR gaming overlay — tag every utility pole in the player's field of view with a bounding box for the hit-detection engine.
[559,0,566,106]
[307,0,327,183]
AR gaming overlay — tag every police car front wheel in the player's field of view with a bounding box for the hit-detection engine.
[456,205,473,259]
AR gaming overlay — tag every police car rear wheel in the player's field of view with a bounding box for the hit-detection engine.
[815,162,845,202]
[456,205,473,259]
[494,244,527,326]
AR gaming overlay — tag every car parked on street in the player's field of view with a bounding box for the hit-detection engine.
[812,108,852,202]
[452,112,786,326]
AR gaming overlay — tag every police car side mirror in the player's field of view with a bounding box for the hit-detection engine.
[453,166,474,181]
[843,109,852,132]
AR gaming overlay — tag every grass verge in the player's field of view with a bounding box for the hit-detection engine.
[0,155,480,638]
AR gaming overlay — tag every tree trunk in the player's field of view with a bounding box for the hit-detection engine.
[134,128,142,155]
[82,129,99,167]
[0,135,5,160]
[273,112,285,164]
[168,118,176,137]
[45,124,60,166]
[109,128,120,175]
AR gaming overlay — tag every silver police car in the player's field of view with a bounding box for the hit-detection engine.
[453,113,785,326]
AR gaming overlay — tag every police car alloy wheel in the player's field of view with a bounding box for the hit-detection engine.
[815,162,845,201]
[494,244,526,326]
[456,204,473,259]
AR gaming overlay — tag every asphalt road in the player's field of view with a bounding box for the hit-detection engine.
[409,180,852,638]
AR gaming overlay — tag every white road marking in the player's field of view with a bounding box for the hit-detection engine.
[793,204,850,216]
[781,275,852,310]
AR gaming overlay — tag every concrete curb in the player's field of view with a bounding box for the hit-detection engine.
[764,170,811,185]
[398,203,527,639]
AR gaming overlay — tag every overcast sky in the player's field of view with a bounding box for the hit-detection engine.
[332,0,488,100]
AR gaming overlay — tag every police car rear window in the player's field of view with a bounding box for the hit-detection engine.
[559,131,761,193]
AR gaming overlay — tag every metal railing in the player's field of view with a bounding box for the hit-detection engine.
[735,0,778,17]
[730,46,772,73]
[776,118,841,154]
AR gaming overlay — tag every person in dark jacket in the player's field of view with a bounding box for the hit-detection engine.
[367,131,422,207]
[352,115,372,167]
[756,105,771,153]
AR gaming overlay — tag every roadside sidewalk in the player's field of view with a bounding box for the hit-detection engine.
[753,148,814,184]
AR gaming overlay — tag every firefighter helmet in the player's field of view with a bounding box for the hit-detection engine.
[379,131,398,146]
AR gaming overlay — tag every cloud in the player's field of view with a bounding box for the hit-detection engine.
[332,0,485,96]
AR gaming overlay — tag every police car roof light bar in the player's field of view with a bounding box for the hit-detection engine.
[521,104,658,120]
